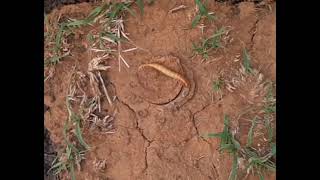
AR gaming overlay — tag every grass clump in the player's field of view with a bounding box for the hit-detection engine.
[206,115,276,180]
[207,115,240,180]
[192,0,216,28]
[48,98,90,179]
[242,147,276,180]
[192,27,225,59]
[44,1,136,67]
[212,78,224,92]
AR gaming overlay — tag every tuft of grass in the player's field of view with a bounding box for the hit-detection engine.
[207,115,240,153]
[207,115,240,180]
[206,114,276,180]
[192,0,216,28]
[229,153,239,180]
[243,48,253,74]
[213,78,224,92]
[66,98,90,150]
[73,113,90,150]
[44,52,70,67]
[48,98,90,179]
[48,121,88,180]
[243,147,276,180]
[193,27,225,59]
[246,116,257,147]
[263,82,276,142]
[264,116,273,142]
[86,32,95,44]
[108,1,136,20]
[264,83,276,114]
[46,2,136,68]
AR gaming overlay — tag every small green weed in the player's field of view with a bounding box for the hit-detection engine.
[213,78,224,92]
[48,98,90,179]
[243,48,253,74]
[206,114,276,180]
[207,115,240,180]
[192,0,216,28]
[192,27,225,59]
[46,1,136,68]
[48,121,88,180]
[264,83,276,114]
[246,116,257,147]
[263,82,276,142]
[243,147,276,180]
[44,52,70,67]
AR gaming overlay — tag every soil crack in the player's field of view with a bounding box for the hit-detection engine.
[117,96,152,143]
[249,18,259,50]
[142,141,152,173]
[191,103,212,144]
[116,96,152,174]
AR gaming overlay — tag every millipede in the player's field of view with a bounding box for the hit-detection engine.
[138,63,189,87]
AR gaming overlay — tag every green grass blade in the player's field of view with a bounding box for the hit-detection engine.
[86,3,110,21]
[136,0,144,15]
[124,4,136,17]
[258,171,265,180]
[213,79,223,92]
[109,3,123,19]
[207,14,216,21]
[191,14,201,28]
[195,0,208,15]
[73,115,90,150]
[69,162,76,180]
[265,118,273,142]
[231,136,241,151]
[48,161,63,174]
[229,153,238,180]
[53,164,66,175]
[87,32,95,44]
[243,48,253,74]
[209,27,225,39]
[66,19,90,28]
[207,133,222,138]
[105,32,123,42]
[44,52,70,67]
[247,117,257,147]
[55,23,66,52]
[271,143,276,157]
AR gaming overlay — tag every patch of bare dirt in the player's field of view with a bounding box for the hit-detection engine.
[44,0,276,179]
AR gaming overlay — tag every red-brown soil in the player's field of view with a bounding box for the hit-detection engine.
[44,0,276,179]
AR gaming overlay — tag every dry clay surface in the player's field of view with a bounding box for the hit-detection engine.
[44,1,276,179]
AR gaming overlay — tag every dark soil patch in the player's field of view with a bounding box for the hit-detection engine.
[44,126,58,180]
[44,0,100,14]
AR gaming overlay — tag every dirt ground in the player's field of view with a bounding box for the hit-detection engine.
[44,0,276,179]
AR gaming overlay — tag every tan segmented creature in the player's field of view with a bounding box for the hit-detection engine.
[138,63,189,87]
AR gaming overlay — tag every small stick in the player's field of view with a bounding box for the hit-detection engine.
[117,28,121,72]
[98,71,113,106]
[122,47,138,53]
[120,54,130,68]
[169,5,187,13]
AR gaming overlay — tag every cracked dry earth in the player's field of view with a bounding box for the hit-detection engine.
[44,0,276,179]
